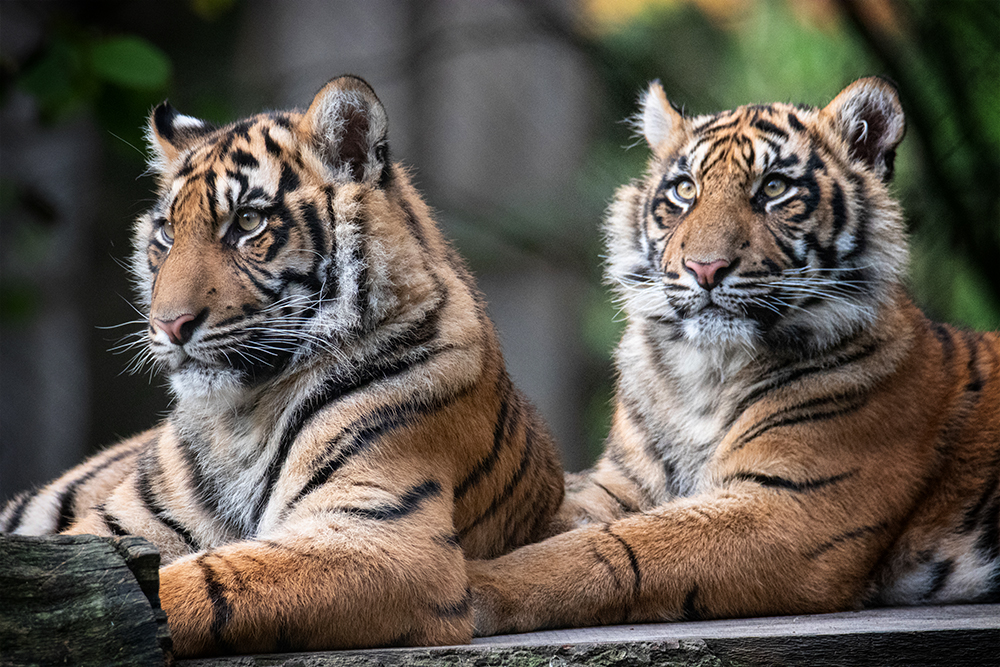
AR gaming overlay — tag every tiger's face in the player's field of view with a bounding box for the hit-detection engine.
[608,77,909,355]
[131,77,391,398]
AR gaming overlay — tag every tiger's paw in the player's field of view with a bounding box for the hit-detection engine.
[467,559,530,637]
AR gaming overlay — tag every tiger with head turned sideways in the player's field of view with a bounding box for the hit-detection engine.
[0,75,564,657]
[468,77,1000,635]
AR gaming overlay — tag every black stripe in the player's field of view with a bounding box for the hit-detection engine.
[289,414,408,510]
[2,492,34,532]
[454,375,515,501]
[286,358,472,517]
[177,434,231,532]
[924,559,954,600]
[591,544,626,592]
[136,459,201,551]
[961,453,1000,534]
[53,446,141,532]
[963,331,985,393]
[723,470,855,493]
[322,187,340,301]
[458,417,534,538]
[605,526,642,596]
[203,170,219,221]
[260,347,439,525]
[199,555,235,652]
[54,487,79,533]
[806,522,890,559]
[298,200,328,267]
[431,587,472,618]
[399,199,429,251]
[680,584,703,621]
[733,341,879,416]
[98,506,130,537]
[352,209,371,329]
[930,320,956,365]
[233,260,281,300]
[752,119,788,138]
[335,480,441,522]
[604,445,651,504]
[230,149,259,169]
[595,482,637,514]
[731,390,869,453]
[276,162,300,197]
[436,532,461,550]
[262,127,283,157]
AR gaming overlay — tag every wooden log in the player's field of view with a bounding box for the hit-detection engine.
[0,534,172,667]
[178,604,1000,667]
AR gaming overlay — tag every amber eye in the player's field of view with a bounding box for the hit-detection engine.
[762,177,788,198]
[162,221,175,242]
[673,179,697,202]
[237,209,265,232]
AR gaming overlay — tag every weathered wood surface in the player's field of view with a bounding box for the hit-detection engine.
[0,534,172,667]
[181,604,999,667]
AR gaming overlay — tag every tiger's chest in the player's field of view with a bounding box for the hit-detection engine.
[622,329,753,499]
[165,375,324,541]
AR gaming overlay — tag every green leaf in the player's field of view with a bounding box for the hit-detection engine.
[89,36,171,90]
[18,37,89,121]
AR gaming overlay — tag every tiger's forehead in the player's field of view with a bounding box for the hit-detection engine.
[160,113,308,229]
[672,102,819,182]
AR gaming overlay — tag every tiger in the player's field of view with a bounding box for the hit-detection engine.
[0,75,564,657]
[468,76,1000,636]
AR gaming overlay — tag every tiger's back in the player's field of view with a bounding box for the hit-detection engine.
[468,77,999,636]
[1,76,563,656]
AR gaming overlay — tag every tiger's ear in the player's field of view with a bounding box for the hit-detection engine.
[823,77,905,182]
[639,80,685,155]
[302,75,389,185]
[147,102,216,170]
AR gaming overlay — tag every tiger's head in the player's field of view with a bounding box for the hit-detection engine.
[606,77,908,356]
[131,76,413,399]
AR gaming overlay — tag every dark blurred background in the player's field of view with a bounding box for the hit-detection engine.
[1,0,998,500]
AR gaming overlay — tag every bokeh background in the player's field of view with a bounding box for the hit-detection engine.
[2,0,998,500]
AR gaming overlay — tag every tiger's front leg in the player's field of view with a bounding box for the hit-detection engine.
[160,514,472,656]
[468,487,890,636]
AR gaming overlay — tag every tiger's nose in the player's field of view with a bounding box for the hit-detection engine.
[152,313,197,345]
[684,258,732,290]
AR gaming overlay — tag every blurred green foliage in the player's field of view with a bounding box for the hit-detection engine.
[16,26,171,149]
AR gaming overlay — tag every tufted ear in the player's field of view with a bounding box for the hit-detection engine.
[823,77,905,182]
[639,80,685,156]
[147,102,217,170]
[302,75,389,185]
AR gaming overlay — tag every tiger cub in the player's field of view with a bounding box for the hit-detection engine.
[1,75,564,656]
[469,77,1000,635]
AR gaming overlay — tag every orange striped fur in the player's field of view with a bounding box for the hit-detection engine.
[468,77,1000,635]
[1,76,563,656]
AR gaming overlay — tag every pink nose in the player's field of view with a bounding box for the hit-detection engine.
[152,314,196,345]
[684,259,731,290]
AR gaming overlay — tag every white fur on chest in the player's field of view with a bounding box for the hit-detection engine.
[623,327,755,497]
[171,366,324,538]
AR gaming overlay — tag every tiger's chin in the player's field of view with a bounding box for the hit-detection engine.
[680,307,762,351]
[167,362,249,402]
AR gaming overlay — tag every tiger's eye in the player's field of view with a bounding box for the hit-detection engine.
[674,179,697,201]
[162,221,175,241]
[237,209,265,232]
[762,177,788,198]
